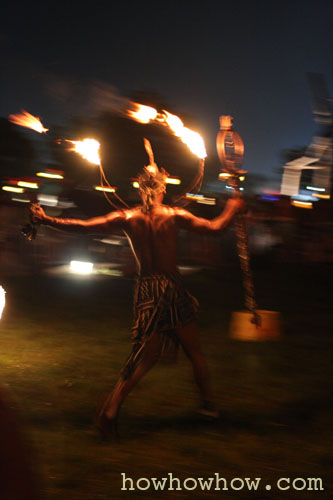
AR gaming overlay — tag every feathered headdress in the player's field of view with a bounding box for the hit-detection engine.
[137,138,169,211]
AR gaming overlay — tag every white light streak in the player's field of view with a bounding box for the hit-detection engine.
[37,194,58,207]
[70,261,94,275]
[306,186,326,192]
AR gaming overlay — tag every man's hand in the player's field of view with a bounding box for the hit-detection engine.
[29,203,46,224]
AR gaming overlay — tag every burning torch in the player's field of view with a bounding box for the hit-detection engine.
[8,111,50,240]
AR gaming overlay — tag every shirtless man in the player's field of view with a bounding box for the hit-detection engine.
[29,165,244,437]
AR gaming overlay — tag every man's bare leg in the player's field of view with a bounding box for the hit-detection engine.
[176,322,219,416]
[100,332,162,422]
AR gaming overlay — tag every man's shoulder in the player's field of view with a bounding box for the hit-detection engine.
[171,206,192,217]
[161,204,178,215]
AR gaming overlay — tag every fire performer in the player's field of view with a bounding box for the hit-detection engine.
[29,164,244,438]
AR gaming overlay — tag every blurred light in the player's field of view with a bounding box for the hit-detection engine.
[57,200,75,208]
[166,177,181,185]
[291,200,313,209]
[261,195,279,201]
[239,176,245,181]
[96,238,124,246]
[37,194,58,207]
[197,198,216,205]
[17,181,39,189]
[225,185,234,190]
[37,172,64,179]
[239,187,244,191]
[219,172,231,180]
[306,186,325,192]
[264,190,280,195]
[133,178,181,188]
[0,285,5,320]
[94,186,116,193]
[292,194,315,201]
[312,193,330,199]
[70,261,94,275]
[185,193,204,200]
[2,186,24,193]
[12,197,30,203]
[185,193,215,204]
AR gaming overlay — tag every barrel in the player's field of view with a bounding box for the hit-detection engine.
[230,310,281,341]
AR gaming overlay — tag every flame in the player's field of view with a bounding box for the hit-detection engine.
[66,138,101,165]
[162,111,206,159]
[0,286,5,320]
[128,104,158,124]
[127,104,207,160]
[8,110,48,133]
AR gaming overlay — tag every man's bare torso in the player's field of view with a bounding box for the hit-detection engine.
[124,204,179,276]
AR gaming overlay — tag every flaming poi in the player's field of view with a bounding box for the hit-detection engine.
[65,138,101,165]
[128,103,207,160]
[8,110,49,133]
[64,137,128,209]
[127,103,207,206]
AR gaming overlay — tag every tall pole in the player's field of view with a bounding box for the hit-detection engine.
[216,116,261,327]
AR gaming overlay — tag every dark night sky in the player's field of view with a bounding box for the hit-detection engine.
[2,1,333,188]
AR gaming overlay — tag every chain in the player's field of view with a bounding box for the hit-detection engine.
[234,213,261,327]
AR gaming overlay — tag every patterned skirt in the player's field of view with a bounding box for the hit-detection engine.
[121,273,199,379]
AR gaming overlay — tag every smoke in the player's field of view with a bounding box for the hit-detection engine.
[43,75,131,119]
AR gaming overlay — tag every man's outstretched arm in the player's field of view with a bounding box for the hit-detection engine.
[29,203,128,234]
[175,197,244,234]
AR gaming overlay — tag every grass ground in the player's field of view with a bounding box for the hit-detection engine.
[0,263,332,499]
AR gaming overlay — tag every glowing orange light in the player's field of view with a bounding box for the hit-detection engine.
[127,104,158,124]
[66,138,101,165]
[312,193,330,199]
[0,286,5,320]
[219,172,232,179]
[94,186,116,193]
[127,104,207,160]
[163,111,184,136]
[8,110,48,133]
[163,111,207,160]
[166,177,181,185]
[37,172,64,179]
[291,200,313,209]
